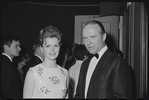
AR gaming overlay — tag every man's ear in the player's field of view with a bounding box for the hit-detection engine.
[103,33,107,42]
[40,46,43,52]
[4,45,9,51]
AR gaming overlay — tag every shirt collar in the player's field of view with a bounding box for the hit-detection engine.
[35,54,43,62]
[97,45,108,59]
[2,53,13,62]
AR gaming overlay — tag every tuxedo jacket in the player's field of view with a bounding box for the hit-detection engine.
[1,55,23,99]
[23,55,42,78]
[74,49,133,99]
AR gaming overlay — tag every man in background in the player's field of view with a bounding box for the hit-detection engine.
[2,35,22,99]
[23,44,44,79]
[69,44,89,98]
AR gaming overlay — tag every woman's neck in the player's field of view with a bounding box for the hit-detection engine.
[42,58,57,68]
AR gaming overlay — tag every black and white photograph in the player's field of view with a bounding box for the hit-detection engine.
[1,1,148,99]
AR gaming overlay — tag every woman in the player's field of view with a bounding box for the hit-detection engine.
[23,25,69,98]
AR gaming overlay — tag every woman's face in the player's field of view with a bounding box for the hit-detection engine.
[42,37,60,61]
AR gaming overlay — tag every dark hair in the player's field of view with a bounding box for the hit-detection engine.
[39,25,62,46]
[33,44,40,52]
[57,43,76,70]
[57,43,70,67]
[73,44,89,60]
[2,35,20,52]
[14,44,30,62]
[83,20,105,34]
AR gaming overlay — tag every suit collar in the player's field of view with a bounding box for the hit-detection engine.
[79,58,92,98]
[34,54,43,62]
[87,49,112,98]
[2,53,12,62]
[97,45,108,60]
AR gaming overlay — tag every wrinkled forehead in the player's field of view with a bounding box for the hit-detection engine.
[82,24,102,36]
[83,24,102,32]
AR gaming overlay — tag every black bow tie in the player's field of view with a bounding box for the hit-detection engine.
[89,53,99,59]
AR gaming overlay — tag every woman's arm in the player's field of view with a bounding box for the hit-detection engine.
[23,69,35,98]
[65,71,70,99]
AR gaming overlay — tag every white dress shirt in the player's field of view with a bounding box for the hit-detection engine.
[85,45,108,98]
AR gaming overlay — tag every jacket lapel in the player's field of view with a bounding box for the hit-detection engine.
[87,49,111,98]
[79,57,91,98]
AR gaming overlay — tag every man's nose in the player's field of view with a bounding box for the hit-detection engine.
[87,39,91,45]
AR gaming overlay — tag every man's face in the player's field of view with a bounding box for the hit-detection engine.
[82,24,106,54]
[5,40,21,58]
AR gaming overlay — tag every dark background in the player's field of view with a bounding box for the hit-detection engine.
[2,2,148,99]
[2,2,101,56]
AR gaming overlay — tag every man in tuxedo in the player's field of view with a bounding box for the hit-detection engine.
[1,35,23,99]
[23,44,44,79]
[74,20,133,99]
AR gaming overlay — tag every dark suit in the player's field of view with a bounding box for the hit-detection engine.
[75,49,133,99]
[23,55,42,79]
[1,55,23,99]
